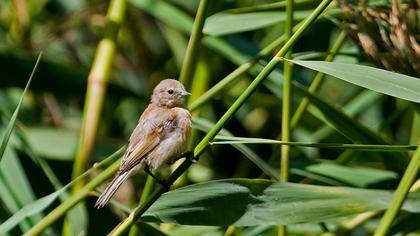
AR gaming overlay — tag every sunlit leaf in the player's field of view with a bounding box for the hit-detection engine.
[289,60,420,103]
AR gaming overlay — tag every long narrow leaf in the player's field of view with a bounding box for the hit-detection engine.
[0,147,45,230]
[0,53,42,162]
[288,60,420,103]
[212,136,418,152]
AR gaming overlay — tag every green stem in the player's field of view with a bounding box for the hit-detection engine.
[291,31,347,128]
[64,2,126,234]
[128,176,155,236]
[225,0,316,13]
[109,1,332,234]
[409,110,420,147]
[71,0,126,191]
[373,147,420,236]
[178,0,209,89]
[279,0,294,234]
[281,0,294,184]
[189,61,252,112]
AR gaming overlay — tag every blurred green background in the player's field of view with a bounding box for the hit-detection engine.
[0,0,419,235]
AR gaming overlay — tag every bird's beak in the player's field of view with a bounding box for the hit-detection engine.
[181,91,191,97]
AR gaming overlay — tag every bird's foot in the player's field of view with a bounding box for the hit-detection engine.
[144,166,170,190]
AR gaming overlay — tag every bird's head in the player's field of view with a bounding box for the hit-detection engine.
[151,79,191,108]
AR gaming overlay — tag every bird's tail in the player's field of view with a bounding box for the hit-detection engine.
[94,171,130,208]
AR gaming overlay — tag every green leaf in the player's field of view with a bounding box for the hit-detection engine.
[129,0,192,34]
[204,11,310,36]
[305,163,399,187]
[142,179,420,226]
[0,53,41,162]
[0,147,45,232]
[288,60,420,103]
[24,127,78,161]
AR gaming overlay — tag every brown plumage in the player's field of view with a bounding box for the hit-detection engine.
[95,79,192,208]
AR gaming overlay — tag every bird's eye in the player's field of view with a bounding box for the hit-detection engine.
[167,89,174,94]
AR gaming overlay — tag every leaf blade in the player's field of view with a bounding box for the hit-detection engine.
[0,53,42,162]
[289,60,420,103]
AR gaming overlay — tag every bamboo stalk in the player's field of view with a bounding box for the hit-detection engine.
[279,0,294,234]
[280,0,294,185]
[71,0,126,191]
[64,1,126,234]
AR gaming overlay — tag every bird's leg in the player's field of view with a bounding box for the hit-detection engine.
[144,165,169,189]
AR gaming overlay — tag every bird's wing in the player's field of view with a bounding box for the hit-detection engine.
[118,109,175,174]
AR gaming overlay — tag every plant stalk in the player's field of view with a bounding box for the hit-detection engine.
[279,0,294,234]
[64,1,126,234]
[373,146,420,236]
[128,176,155,236]
[291,31,347,128]
[71,0,126,191]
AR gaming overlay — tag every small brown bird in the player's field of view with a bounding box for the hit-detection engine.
[95,79,192,208]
